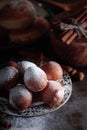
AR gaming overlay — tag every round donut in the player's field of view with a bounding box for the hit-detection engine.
[0,66,19,91]
[9,84,32,110]
[7,60,17,68]
[24,66,48,92]
[17,61,37,74]
[41,80,64,106]
[0,0,36,30]
[41,61,63,80]
[9,17,49,44]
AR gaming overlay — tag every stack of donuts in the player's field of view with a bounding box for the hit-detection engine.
[0,60,64,110]
[0,0,49,44]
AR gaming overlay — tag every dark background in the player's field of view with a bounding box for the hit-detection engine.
[0,0,87,130]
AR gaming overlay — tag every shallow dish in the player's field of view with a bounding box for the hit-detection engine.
[0,70,72,117]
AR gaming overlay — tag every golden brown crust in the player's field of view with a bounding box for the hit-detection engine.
[41,61,63,80]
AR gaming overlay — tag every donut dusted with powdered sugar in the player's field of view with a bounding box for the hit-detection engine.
[17,61,37,74]
[0,66,19,91]
[9,84,32,110]
[0,0,36,30]
[24,66,48,92]
[41,80,64,106]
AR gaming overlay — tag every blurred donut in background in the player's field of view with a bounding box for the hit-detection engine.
[9,17,49,44]
[0,0,36,30]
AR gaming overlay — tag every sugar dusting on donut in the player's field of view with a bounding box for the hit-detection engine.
[24,66,48,92]
[0,66,18,85]
[17,61,37,74]
[41,80,64,106]
[9,84,32,110]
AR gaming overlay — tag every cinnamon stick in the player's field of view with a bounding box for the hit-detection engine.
[61,9,87,43]
[61,12,87,39]
[66,19,87,44]
[66,32,77,44]
[62,30,73,43]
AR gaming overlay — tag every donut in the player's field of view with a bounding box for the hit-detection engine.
[24,66,48,92]
[9,17,49,44]
[41,61,63,80]
[0,66,19,91]
[17,61,37,74]
[41,80,64,106]
[7,60,17,68]
[9,84,32,110]
[0,0,36,30]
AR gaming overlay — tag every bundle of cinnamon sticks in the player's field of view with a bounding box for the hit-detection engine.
[52,8,87,45]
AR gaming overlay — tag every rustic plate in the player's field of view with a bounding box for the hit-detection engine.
[0,70,72,117]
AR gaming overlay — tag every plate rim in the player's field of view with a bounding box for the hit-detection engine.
[0,70,72,117]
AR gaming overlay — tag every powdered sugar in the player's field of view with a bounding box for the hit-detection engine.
[24,66,47,82]
[24,66,47,92]
[9,83,32,109]
[0,66,18,85]
[56,85,64,101]
[17,61,37,74]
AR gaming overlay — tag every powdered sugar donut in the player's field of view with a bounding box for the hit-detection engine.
[24,66,48,92]
[9,17,49,44]
[41,80,64,106]
[41,61,63,80]
[0,66,19,91]
[17,61,37,74]
[9,84,32,110]
[0,0,36,30]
